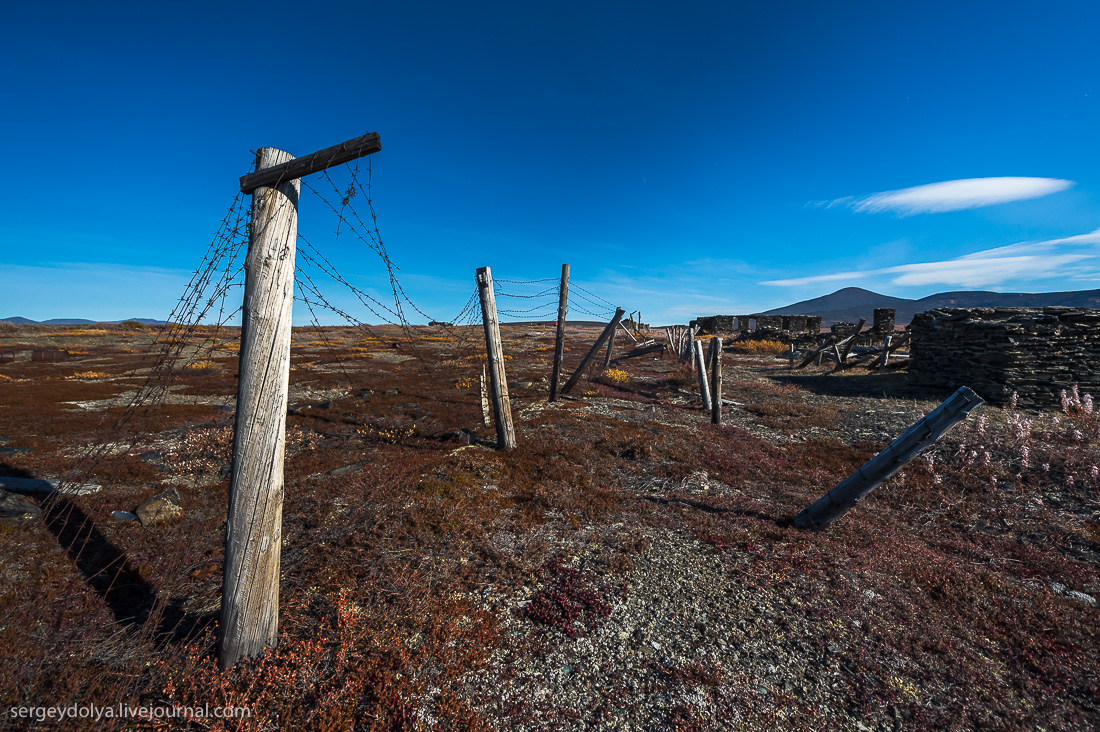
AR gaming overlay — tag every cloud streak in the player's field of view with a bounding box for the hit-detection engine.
[830,177,1073,215]
[760,228,1100,289]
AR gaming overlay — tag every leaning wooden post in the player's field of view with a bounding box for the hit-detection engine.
[793,386,985,529]
[694,340,712,411]
[548,264,569,402]
[840,317,866,364]
[476,267,516,449]
[219,147,299,670]
[603,319,617,368]
[878,335,893,372]
[710,337,723,424]
[561,307,625,395]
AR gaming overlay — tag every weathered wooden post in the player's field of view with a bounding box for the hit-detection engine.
[793,386,984,529]
[476,266,516,449]
[561,307,625,395]
[220,132,382,670]
[549,264,569,402]
[788,342,795,370]
[694,339,712,411]
[878,334,893,372]
[219,147,299,670]
[710,337,723,424]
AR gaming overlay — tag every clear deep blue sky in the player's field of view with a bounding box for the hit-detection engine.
[2,1,1098,325]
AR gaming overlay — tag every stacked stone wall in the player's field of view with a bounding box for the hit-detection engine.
[873,308,896,339]
[908,307,1100,408]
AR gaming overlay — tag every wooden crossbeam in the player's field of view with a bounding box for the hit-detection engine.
[239,132,382,193]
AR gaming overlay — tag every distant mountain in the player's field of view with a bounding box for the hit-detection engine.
[0,316,167,325]
[763,287,1100,326]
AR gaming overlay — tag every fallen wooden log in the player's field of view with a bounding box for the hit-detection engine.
[792,386,984,529]
[617,343,667,360]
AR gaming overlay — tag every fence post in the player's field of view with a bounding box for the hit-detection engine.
[476,266,516,449]
[694,339,712,411]
[219,147,298,670]
[603,318,617,368]
[549,264,569,402]
[710,337,723,424]
[561,307,625,395]
[793,386,984,529]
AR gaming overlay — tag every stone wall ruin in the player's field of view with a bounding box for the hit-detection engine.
[689,314,822,339]
[908,307,1100,408]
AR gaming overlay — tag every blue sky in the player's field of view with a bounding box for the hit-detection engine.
[2,0,1098,325]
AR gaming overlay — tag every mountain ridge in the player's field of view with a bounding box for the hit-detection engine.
[761,287,1100,325]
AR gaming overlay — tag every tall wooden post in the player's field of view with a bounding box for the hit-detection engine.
[549,264,569,402]
[219,147,299,670]
[694,340,712,411]
[476,267,516,449]
[710,337,723,425]
[561,307,625,395]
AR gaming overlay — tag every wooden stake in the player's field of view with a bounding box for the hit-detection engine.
[694,340,712,411]
[549,264,569,402]
[561,307,625,394]
[879,335,892,372]
[220,147,299,670]
[710,337,723,424]
[793,386,984,529]
[476,267,516,449]
[788,342,795,370]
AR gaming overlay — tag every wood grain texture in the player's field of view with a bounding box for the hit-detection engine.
[220,147,299,669]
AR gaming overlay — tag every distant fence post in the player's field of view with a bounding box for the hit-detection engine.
[476,266,516,449]
[219,147,298,670]
[561,307,625,395]
[793,386,984,529]
[549,264,569,402]
[710,337,723,424]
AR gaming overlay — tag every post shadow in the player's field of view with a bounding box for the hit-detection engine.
[3,463,214,645]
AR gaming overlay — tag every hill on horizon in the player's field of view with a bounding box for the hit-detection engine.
[762,287,1100,326]
[0,317,167,325]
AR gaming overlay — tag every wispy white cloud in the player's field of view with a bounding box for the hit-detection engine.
[827,177,1073,216]
[760,227,1100,289]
